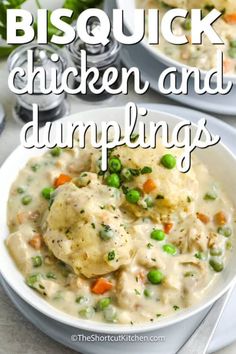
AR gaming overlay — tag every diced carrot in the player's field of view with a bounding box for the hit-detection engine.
[164,223,173,234]
[197,212,210,224]
[54,174,72,188]
[143,179,156,194]
[214,211,227,226]
[91,277,113,294]
[28,234,43,250]
[224,13,236,24]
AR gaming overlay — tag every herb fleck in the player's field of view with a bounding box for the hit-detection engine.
[107,250,116,261]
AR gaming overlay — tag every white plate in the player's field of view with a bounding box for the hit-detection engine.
[1,104,236,353]
[104,0,236,116]
[0,274,211,354]
[2,106,236,334]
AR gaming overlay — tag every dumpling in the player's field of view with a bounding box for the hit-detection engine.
[108,144,199,221]
[43,175,133,278]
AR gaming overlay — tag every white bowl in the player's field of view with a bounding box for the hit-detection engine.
[116,0,236,84]
[0,107,236,334]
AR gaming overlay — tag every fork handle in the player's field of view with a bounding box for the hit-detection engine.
[177,287,234,354]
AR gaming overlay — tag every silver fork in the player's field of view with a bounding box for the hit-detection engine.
[177,286,235,354]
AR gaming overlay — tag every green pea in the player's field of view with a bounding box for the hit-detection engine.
[226,240,232,250]
[204,191,217,200]
[21,195,32,205]
[41,187,55,200]
[79,306,95,319]
[26,273,41,288]
[46,272,56,279]
[32,256,42,268]
[160,154,176,169]
[108,157,122,173]
[126,189,141,204]
[121,168,133,182]
[163,244,177,255]
[144,288,153,298]
[228,47,236,59]
[147,269,164,284]
[106,174,120,189]
[75,296,88,304]
[99,224,114,241]
[17,187,25,194]
[96,297,111,311]
[209,259,224,273]
[182,18,191,31]
[230,40,236,48]
[218,226,232,238]
[210,248,223,256]
[103,305,117,322]
[151,229,165,241]
[50,147,61,157]
[145,196,154,208]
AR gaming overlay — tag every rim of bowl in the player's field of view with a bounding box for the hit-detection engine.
[1,106,236,334]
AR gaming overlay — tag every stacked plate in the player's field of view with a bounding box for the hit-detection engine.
[105,0,236,116]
